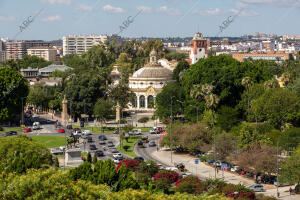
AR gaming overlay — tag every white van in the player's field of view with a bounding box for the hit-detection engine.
[32,122,40,130]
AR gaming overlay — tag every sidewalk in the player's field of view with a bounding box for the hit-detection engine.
[151,150,298,200]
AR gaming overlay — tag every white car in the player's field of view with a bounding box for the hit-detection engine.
[32,122,40,130]
[113,153,123,159]
[113,158,121,164]
[83,130,92,135]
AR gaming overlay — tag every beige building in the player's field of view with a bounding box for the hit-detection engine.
[128,49,173,113]
[27,46,57,62]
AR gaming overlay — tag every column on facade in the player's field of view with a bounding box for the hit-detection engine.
[145,95,148,109]
[137,95,140,108]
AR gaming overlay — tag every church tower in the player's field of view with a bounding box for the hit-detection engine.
[190,32,208,64]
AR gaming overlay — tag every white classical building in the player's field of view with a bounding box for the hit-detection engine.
[128,49,173,112]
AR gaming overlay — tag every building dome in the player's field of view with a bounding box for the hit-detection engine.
[131,65,172,79]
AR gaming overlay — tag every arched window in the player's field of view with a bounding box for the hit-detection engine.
[147,95,154,108]
[140,95,145,108]
[132,95,137,108]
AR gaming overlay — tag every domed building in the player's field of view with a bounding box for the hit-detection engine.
[128,49,173,112]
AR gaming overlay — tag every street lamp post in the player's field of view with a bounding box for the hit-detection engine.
[213,110,217,179]
[276,140,280,198]
[170,96,175,164]
[21,97,26,125]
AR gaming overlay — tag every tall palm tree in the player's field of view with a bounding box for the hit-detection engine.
[281,72,291,87]
[241,77,252,119]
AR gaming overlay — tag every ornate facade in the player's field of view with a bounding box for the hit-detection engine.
[128,49,173,112]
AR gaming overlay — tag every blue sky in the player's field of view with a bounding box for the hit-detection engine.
[1,0,300,40]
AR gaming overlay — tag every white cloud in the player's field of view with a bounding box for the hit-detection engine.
[236,0,300,7]
[38,0,71,5]
[76,5,93,12]
[156,6,181,16]
[229,8,259,16]
[137,6,152,13]
[42,15,62,22]
[103,5,126,14]
[0,16,15,22]
[192,8,223,16]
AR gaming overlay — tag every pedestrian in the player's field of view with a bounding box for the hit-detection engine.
[217,168,219,174]
[289,187,293,195]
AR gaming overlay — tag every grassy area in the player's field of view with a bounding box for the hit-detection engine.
[117,136,142,158]
[31,136,66,148]
[0,127,23,133]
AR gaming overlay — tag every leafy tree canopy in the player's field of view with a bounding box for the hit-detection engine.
[0,66,29,122]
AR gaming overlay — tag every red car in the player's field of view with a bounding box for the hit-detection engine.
[58,128,65,133]
[24,128,32,133]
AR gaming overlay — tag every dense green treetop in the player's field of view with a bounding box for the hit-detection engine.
[0,66,29,122]
[0,135,52,174]
[183,55,273,107]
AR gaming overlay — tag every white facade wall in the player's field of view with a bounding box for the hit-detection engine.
[190,47,207,64]
[63,35,108,56]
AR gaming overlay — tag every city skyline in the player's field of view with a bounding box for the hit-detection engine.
[1,0,300,40]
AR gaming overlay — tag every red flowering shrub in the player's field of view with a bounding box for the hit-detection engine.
[175,176,205,195]
[116,159,140,171]
[223,184,255,200]
[153,170,179,184]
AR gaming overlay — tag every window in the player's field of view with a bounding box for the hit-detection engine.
[140,96,145,108]
[199,49,202,52]
[152,56,155,62]
[150,82,153,85]
[147,95,154,108]
[132,95,137,108]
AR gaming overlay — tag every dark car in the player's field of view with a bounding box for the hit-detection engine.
[108,143,114,147]
[98,135,107,141]
[89,144,97,150]
[66,125,73,130]
[95,150,104,157]
[137,140,144,148]
[5,131,17,136]
[149,140,156,147]
[87,137,93,143]
[134,156,144,163]
[111,149,119,153]
[207,160,215,165]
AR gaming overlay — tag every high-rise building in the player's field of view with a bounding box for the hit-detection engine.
[189,32,208,64]
[5,40,50,60]
[0,40,5,62]
[27,46,57,62]
[62,35,109,56]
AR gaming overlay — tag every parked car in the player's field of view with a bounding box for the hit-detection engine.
[207,160,215,165]
[89,144,97,150]
[108,143,115,147]
[32,122,40,130]
[142,136,149,143]
[58,128,65,133]
[129,129,142,136]
[149,140,156,147]
[24,128,32,133]
[249,184,264,192]
[137,140,144,148]
[87,137,93,143]
[113,157,123,164]
[134,156,144,163]
[95,150,104,157]
[107,140,113,144]
[98,135,107,141]
[5,131,17,136]
[83,130,92,136]
[274,181,291,187]
[99,140,106,145]
[110,149,119,153]
[73,129,82,136]
[66,125,73,130]
[230,165,239,172]
[113,153,123,159]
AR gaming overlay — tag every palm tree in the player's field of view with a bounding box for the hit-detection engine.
[264,78,280,89]
[241,77,252,119]
[281,72,291,87]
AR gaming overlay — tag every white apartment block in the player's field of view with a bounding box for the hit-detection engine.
[27,46,57,62]
[63,35,108,56]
